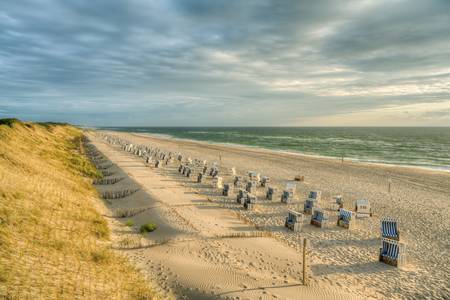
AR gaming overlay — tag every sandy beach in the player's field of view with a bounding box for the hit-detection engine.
[89,130,450,300]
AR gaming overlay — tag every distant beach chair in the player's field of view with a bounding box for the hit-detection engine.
[381,217,400,240]
[233,176,242,188]
[337,209,355,229]
[281,190,293,204]
[308,190,322,202]
[248,171,260,182]
[379,238,406,268]
[355,199,371,218]
[334,195,344,210]
[285,210,303,232]
[178,165,183,173]
[303,198,317,214]
[230,167,236,176]
[213,176,223,189]
[246,181,257,193]
[197,173,203,183]
[266,187,277,200]
[294,175,305,182]
[244,193,257,210]
[186,167,192,177]
[261,176,270,187]
[202,165,208,175]
[154,160,160,168]
[310,209,328,228]
[237,189,248,204]
[222,184,231,196]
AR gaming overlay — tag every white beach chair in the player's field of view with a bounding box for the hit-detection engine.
[285,210,303,232]
[310,209,329,228]
[355,199,371,218]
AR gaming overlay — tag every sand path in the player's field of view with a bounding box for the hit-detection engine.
[89,134,363,300]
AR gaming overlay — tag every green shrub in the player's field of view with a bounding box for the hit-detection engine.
[139,223,157,233]
[0,118,20,127]
[125,220,134,227]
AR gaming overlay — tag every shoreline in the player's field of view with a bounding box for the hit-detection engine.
[129,131,450,175]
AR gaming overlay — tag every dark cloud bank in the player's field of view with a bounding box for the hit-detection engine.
[0,0,449,126]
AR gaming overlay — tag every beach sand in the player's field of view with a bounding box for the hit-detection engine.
[88,131,450,300]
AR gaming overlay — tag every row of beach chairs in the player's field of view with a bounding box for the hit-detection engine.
[98,133,407,268]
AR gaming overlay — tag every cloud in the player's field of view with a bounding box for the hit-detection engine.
[0,0,449,126]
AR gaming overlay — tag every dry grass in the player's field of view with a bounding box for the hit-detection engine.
[0,120,156,299]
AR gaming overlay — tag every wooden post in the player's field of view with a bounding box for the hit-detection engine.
[303,238,309,285]
[388,177,392,194]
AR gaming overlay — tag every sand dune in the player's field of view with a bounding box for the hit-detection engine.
[89,131,450,300]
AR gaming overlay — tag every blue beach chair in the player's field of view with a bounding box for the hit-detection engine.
[337,209,355,229]
[310,209,328,228]
[379,238,406,267]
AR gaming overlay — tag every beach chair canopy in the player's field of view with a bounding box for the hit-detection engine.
[381,217,399,239]
[339,209,353,222]
[287,210,302,223]
[312,209,328,222]
[356,199,370,210]
[308,190,321,201]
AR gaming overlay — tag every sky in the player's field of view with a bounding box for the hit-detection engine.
[0,0,449,126]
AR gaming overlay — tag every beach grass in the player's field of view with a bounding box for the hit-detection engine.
[0,120,156,299]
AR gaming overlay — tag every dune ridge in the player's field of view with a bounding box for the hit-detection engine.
[0,121,157,299]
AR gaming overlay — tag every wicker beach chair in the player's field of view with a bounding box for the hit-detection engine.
[222,184,231,196]
[281,190,293,204]
[308,190,322,202]
[197,173,203,183]
[379,238,406,267]
[310,209,328,228]
[285,210,303,232]
[233,176,242,187]
[213,176,223,189]
[303,198,317,214]
[244,193,256,210]
[337,209,355,229]
[246,181,257,193]
[266,187,277,200]
[237,189,248,204]
[355,199,371,218]
[261,176,270,187]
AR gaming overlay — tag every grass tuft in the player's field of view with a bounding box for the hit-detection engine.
[140,223,157,233]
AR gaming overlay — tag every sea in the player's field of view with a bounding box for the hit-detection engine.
[100,127,450,172]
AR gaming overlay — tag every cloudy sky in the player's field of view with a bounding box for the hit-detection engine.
[0,0,449,126]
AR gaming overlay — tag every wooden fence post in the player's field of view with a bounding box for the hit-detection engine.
[303,238,309,285]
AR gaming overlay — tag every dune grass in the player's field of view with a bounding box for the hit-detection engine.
[139,223,158,234]
[0,120,156,299]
